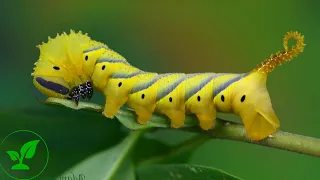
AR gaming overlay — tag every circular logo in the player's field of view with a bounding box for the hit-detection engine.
[0,130,49,180]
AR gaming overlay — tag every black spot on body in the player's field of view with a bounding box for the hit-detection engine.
[241,95,246,102]
[197,95,201,101]
[141,94,145,99]
[53,66,60,70]
[169,97,172,102]
[102,65,105,70]
[221,95,225,102]
[118,82,122,87]
[85,56,88,60]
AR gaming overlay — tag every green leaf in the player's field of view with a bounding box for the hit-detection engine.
[45,98,198,130]
[112,158,136,180]
[0,105,125,178]
[133,134,209,166]
[6,151,20,161]
[59,131,142,180]
[45,97,102,112]
[132,137,173,164]
[137,164,243,180]
[20,140,40,159]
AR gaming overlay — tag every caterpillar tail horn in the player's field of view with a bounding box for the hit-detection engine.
[253,31,305,74]
[232,31,305,140]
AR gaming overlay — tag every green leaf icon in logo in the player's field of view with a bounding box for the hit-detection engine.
[6,140,40,170]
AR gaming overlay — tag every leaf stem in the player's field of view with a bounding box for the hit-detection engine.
[108,130,143,180]
[190,119,320,157]
[45,98,320,158]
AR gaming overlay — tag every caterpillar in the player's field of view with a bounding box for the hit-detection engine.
[31,30,305,141]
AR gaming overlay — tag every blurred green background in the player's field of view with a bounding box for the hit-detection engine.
[1,1,319,179]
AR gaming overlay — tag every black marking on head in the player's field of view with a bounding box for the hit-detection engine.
[169,97,173,102]
[102,65,106,70]
[197,96,201,101]
[85,56,88,61]
[53,66,60,70]
[35,77,69,95]
[118,82,122,87]
[141,94,145,99]
[241,95,246,102]
[221,95,225,102]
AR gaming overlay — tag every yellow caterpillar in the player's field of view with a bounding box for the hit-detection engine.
[31,30,305,140]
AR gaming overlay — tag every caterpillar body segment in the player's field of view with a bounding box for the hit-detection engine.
[32,30,305,141]
[82,47,108,78]
[92,61,246,130]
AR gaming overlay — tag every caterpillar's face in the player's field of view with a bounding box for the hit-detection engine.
[214,72,280,140]
[32,30,99,104]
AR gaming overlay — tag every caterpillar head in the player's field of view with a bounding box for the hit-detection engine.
[32,30,101,104]
[214,72,280,140]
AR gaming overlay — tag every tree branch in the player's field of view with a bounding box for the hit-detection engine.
[44,98,320,158]
[187,120,320,157]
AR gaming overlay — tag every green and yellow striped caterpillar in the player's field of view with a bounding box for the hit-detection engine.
[31,30,305,141]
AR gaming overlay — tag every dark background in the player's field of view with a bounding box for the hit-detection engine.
[1,1,319,179]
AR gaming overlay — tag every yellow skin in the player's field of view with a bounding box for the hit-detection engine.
[32,31,305,141]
